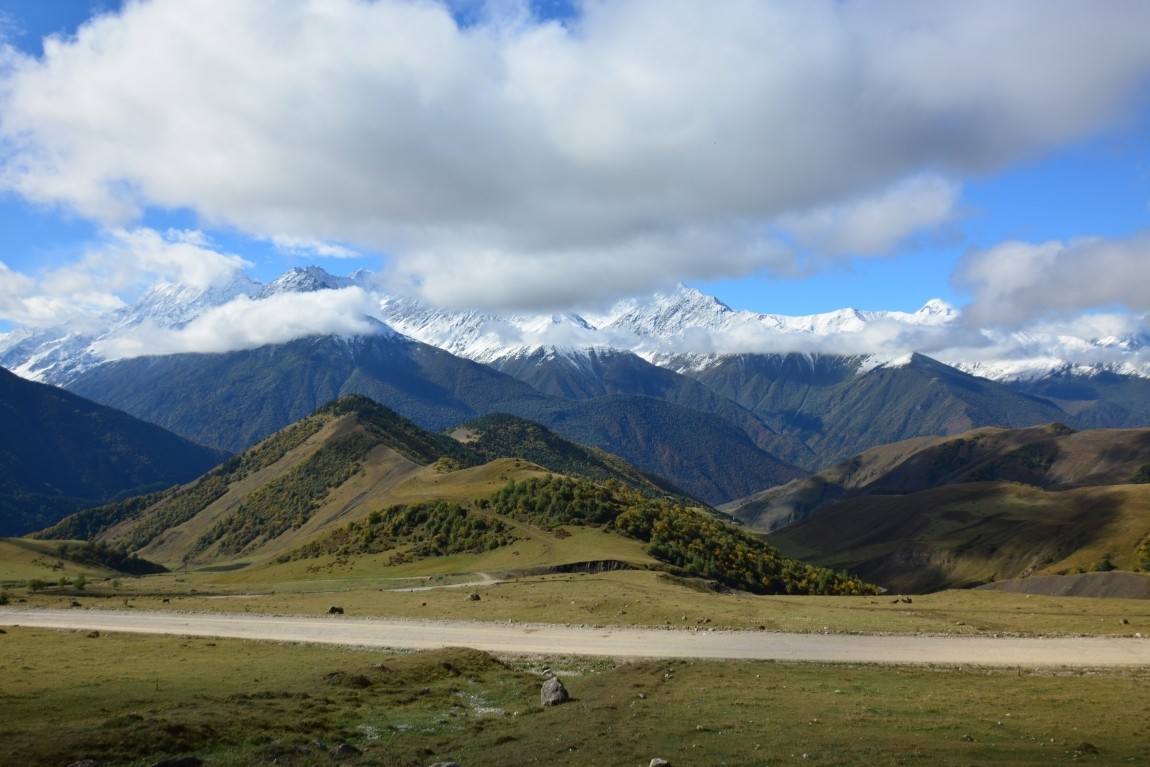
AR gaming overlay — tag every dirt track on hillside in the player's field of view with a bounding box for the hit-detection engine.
[2,607,1148,667]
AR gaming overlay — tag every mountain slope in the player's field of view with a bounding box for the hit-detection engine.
[757,424,1150,592]
[63,331,554,453]
[675,352,1072,469]
[37,396,876,597]
[453,412,690,501]
[61,333,801,505]
[0,366,228,536]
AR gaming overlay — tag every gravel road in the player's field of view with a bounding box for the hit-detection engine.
[2,607,1147,667]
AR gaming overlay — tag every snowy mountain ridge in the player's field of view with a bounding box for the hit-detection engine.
[2,264,1148,385]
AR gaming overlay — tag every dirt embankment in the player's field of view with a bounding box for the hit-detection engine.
[976,571,1150,600]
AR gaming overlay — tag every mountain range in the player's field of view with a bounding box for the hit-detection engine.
[2,264,1150,514]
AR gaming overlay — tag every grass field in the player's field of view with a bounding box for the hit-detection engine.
[4,534,1150,766]
[2,626,1149,767]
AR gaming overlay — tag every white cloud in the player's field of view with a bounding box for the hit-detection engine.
[954,232,1150,327]
[269,235,360,260]
[0,227,250,328]
[774,174,961,259]
[1,0,1149,309]
[93,287,384,358]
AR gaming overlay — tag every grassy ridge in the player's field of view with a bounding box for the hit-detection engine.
[35,411,328,546]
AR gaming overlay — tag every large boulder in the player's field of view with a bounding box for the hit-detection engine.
[540,677,570,707]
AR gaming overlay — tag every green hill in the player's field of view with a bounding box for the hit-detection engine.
[37,396,875,596]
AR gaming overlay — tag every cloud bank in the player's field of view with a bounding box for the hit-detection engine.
[93,287,385,359]
[2,0,1149,310]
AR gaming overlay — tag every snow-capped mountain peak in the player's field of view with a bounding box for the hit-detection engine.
[3,265,1149,386]
[255,265,352,298]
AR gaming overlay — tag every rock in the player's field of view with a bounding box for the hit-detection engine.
[148,757,204,767]
[330,743,362,759]
[327,605,344,615]
[428,763,460,767]
[467,593,481,601]
[650,759,672,767]
[323,671,372,688]
[1075,742,1100,754]
[67,761,102,767]
[540,677,570,707]
[961,734,975,742]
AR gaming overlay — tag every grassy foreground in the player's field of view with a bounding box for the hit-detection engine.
[2,626,1149,767]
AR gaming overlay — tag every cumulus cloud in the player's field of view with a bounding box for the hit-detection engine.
[0,227,250,328]
[1,0,1149,309]
[954,232,1150,326]
[774,174,961,260]
[93,287,385,358]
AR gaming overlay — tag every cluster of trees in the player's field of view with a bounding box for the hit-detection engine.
[56,540,166,575]
[479,474,876,596]
[291,500,514,561]
[482,475,623,528]
[614,498,879,596]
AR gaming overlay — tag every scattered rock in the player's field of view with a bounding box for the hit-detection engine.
[330,743,362,759]
[323,671,372,688]
[148,757,203,767]
[540,677,570,707]
[961,734,975,742]
[327,605,344,615]
[467,593,481,601]
[650,759,672,767]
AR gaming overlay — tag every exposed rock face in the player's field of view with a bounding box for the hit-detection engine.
[650,759,672,767]
[540,676,570,707]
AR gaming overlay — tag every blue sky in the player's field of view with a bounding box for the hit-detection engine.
[1,0,1149,339]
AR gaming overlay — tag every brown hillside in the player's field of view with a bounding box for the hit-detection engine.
[729,424,1150,531]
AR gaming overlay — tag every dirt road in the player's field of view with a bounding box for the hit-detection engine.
[2,607,1147,666]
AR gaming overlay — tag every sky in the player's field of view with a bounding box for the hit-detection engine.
[0,0,1149,346]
